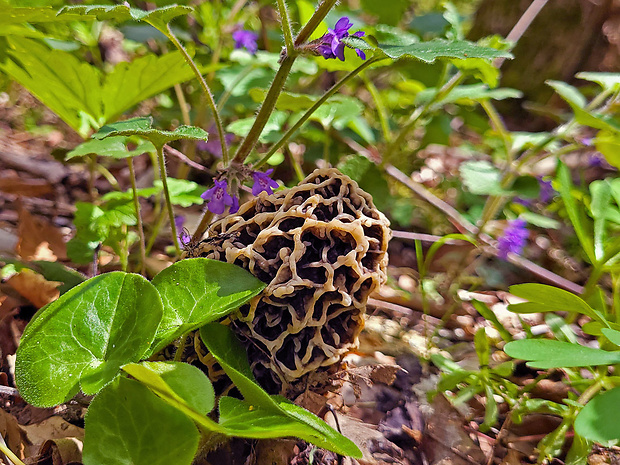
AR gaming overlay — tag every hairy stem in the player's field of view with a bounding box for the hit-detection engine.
[276,0,295,56]
[156,145,181,257]
[127,157,146,276]
[295,0,337,46]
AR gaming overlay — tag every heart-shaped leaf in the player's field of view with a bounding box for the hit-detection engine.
[66,136,155,160]
[83,376,199,465]
[574,386,620,444]
[148,258,265,356]
[93,117,208,149]
[15,272,162,406]
[503,339,620,369]
[122,361,214,416]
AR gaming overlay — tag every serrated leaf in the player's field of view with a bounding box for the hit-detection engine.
[83,376,199,465]
[575,387,620,444]
[504,339,620,368]
[93,117,208,149]
[122,361,214,416]
[0,5,86,24]
[200,324,362,457]
[66,136,155,160]
[15,272,163,406]
[148,258,265,355]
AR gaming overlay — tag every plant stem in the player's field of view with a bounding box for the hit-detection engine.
[156,145,181,257]
[0,441,26,465]
[294,0,336,46]
[192,209,214,243]
[361,71,391,143]
[232,56,295,165]
[254,57,382,169]
[127,157,146,276]
[276,0,295,56]
[481,99,513,163]
[96,164,120,190]
[166,24,229,165]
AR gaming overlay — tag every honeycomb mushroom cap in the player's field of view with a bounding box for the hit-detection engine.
[187,168,391,389]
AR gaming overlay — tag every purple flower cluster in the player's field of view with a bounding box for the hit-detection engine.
[497,218,529,260]
[233,29,259,54]
[174,216,191,245]
[201,170,279,215]
[318,17,366,61]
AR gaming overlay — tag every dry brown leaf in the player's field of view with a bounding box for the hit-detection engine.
[347,364,401,388]
[0,176,53,197]
[16,207,67,261]
[0,408,29,462]
[21,416,84,447]
[38,438,83,465]
[6,269,61,308]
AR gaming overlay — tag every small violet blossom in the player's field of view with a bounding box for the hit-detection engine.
[174,215,190,245]
[201,179,236,215]
[497,218,529,260]
[252,169,279,196]
[318,17,366,61]
[233,29,259,54]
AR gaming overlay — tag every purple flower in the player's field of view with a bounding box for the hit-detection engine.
[233,29,259,54]
[497,218,528,260]
[201,179,234,215]
[230,195,239,214]
[252,169,279,196]
[174,215,190,244]
[538,178,556,203]
[318,17,366,61]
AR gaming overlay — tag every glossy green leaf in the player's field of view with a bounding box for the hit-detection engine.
[58,4,193,33]
[83,377,199,465]
[590,179,612,261]
[15,272,163,406]
[557,161,595,262]
[66,137,155,160]
[576,72,620,92]
[575,386,620,443]
[503,339,620,368]
[148,259,265,355]
[122,361,214,416]
[508,283,602,322]
[93,117,208,149]
[200,324,362,457]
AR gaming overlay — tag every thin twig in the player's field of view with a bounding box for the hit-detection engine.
[164,145,211,173]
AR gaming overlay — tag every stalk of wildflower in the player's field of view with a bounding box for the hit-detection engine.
[497,218,529,260]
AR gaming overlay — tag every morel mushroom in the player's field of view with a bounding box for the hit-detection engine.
[187,168,391,390]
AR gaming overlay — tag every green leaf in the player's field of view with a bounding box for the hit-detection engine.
[459,160,502,195]
[519,212,560,229]
[503,339,620,368]
[93,117,208,149]
[572,106,620,134]
[307,95,364,129]
[360,0,409,26]
[155,178,206,207]
[66,137,155,160]
[574,386,620,443]
[471,300,512,342]
[15,272,163,406]
[248,89,315,112]
[474,328,489,366]
[545,313,577,343]
[601,328,620,346]
[368,38,513,63]
[58,4,193,33]
[576,72,620,92]
[200,324,362,457]
[590,179,612,261]
[508,283,602,322]
[557,161,595,262]
[83,377,199,465]
[148,258,265,355]
[595,130,620,169]
[510,175,540,199]
[414,84,521,106]
[547,80,586,108]
[227,111,287,143]
[0,4,87,24]
[122,361,214,416]
[0,37,103,136]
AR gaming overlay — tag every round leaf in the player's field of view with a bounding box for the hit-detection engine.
[148,258,265,355]
[574,387,620,444]
[83,376,199,465]
[15,272,163,406]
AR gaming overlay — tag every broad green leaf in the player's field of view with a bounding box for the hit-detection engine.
[574,386,620,443]
[122,361,214,416]
[148,259,265,355]
[459,160,502,195]
[0,4,87,24]
[227,111,287,143]
[601,328,620,346]
[503,339,620,368]
[576,72,620,92]
[102,52,200,121]
[361,0,409,26]
[508,283,602,322]
[414,84,521,106]
[154,178,206,207]
[200,324,362,457]
[249,89,315,112]
[595,130,620,169]
[0,37,103,136]
[83,377,199,465]
[510,175,540,199]
[346,36,512,63]
[58,4,193,33]
[589,179,612,261]
[217,66,274,98]
[93,116,208,149]
[557,161,595,262]
[572,105,620,134]
[66,136,155,160]
[15,272,163,406]
[308,96,364,129]
[547,80,586,108]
